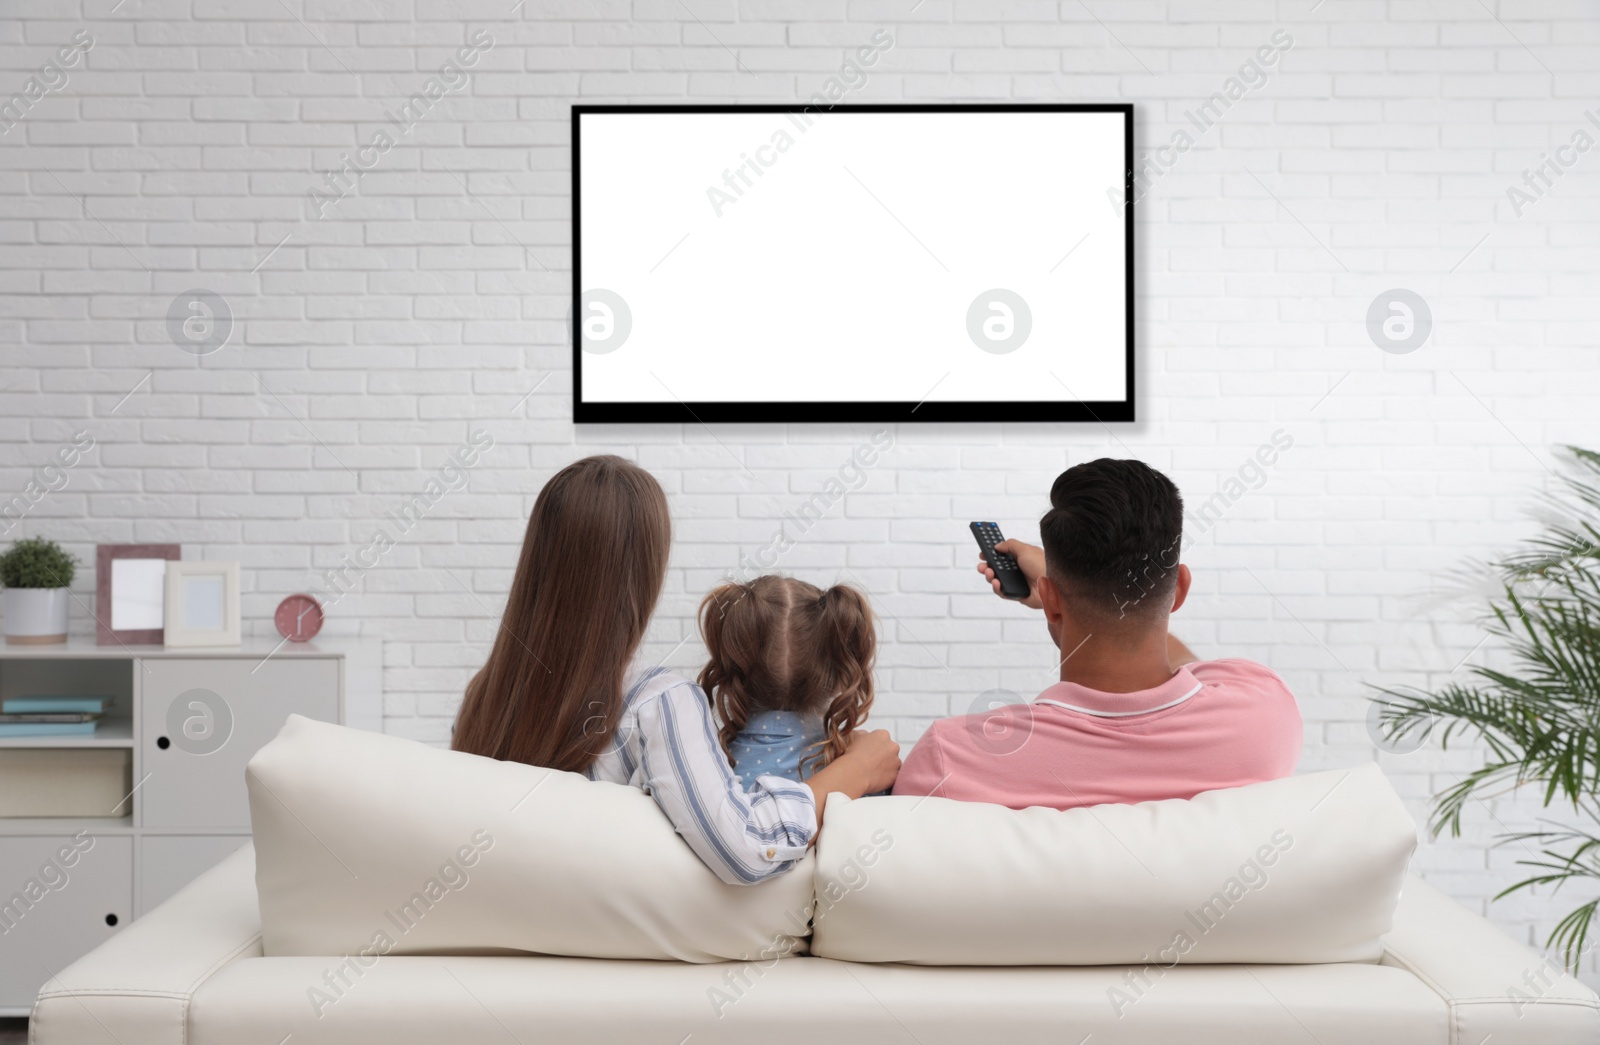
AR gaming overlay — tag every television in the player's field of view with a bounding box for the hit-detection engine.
[572,104,1133,424]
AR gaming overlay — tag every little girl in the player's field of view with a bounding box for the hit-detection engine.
[698,575,877,789]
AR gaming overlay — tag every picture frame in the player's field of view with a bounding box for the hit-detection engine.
[96,543,181,646]
[162,561,241,648]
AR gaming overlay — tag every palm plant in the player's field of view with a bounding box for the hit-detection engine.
[1375,446,1600,970]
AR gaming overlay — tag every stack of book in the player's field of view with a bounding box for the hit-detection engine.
[0,696,109,737]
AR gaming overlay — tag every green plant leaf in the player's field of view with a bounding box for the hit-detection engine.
[0,537,78,589]
[1367,445,1600,969]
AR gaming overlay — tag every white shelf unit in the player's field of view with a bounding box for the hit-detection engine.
[0,638,380,1015]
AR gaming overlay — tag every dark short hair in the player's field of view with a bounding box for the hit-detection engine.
[1041,459,1183,622]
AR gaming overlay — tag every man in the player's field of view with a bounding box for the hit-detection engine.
[892,458,1302,810]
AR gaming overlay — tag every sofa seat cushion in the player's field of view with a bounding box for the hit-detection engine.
[185,953,1448,1045]
[811,764,1417,965]
[246,715,815,963]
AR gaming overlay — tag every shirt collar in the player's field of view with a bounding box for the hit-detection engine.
[1033,667,1204,719]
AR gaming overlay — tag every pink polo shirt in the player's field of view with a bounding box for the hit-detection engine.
[892,659,1302,810]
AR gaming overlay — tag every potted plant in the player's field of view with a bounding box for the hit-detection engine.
[1375,446,1600,969]
[1,537,78,645]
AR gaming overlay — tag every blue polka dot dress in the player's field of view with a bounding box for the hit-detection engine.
[727,709,828,790]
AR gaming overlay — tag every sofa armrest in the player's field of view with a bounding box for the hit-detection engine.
[1380,874,1600,1045]
[30,844,262,1045]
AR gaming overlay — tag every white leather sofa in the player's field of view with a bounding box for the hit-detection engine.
[31,717,1600,1044]
[29,845,1600,1045]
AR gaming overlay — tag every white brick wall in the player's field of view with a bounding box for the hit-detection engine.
[4,0,1599,976]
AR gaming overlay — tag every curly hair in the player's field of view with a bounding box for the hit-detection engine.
[697,575,876,778]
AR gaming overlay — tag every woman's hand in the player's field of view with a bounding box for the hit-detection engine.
[803,729,902,822]
[844,729,903,793]
[977,539,1047,610]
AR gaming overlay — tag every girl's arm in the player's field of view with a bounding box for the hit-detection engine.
[634,680,817,886]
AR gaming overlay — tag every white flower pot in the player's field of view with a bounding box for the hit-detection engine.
[4,588,71,645]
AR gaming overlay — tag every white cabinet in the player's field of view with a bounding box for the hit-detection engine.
[0,639,379,1017]
[139,658,338,830]
[138,835,249,913]
[0,834,132,1010]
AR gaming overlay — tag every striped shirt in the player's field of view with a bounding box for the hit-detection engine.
[584,664,818,886]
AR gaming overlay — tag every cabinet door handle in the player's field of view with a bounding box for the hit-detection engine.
[105,913,119,927]
[156,736,170,749]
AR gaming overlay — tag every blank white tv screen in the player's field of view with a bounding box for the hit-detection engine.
[573,105,1133,424]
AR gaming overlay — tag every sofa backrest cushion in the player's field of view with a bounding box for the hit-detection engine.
[247,715,814,963]
[809,764,1416,965]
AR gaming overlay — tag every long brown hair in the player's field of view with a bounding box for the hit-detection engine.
[697,576,875,777]
[452,455,671,772]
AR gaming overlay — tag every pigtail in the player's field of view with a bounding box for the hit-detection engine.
[697,582,760,760]
[803,583,877,776]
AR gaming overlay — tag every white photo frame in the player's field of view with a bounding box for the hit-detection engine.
[163,561,241,648]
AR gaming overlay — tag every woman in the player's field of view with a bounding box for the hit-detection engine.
[453,455,900,885]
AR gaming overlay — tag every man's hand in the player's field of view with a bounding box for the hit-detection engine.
[977,539,1046,610]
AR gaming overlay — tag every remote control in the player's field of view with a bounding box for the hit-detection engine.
[970,522,1031,600]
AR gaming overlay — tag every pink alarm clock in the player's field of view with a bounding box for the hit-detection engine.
[274,593,324,643]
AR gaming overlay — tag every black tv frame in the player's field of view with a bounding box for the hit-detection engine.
[571,103,1135,425]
